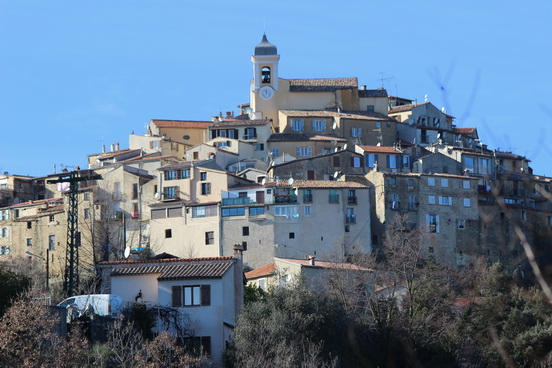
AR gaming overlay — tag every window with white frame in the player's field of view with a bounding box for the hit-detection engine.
[312,120,326,132]
[441,178,449,187]
[463,198,471,207]
[274,206,298,218]
[291,119,304,131]
[428,196,436,205]
[171,285,210,307]
[428,177,435,186]
[296,146,312,157]
[439,196,452,206]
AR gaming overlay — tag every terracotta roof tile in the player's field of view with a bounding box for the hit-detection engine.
[245,262,275,279]
[280,109,389,121]
[152,120,212,129]
[288,77,358,92]
[359,145,402,154]
[276,258,373,271]
[276,179,368,189]
[454,128,476,134]
[210,119,272,128]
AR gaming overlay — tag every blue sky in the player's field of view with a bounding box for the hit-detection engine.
[1,1,551,177]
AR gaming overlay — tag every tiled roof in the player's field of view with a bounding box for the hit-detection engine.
[359,146,402,154]
[210,119,271,128]
[151,120,212,129]
[388,102,430,114]
[159,161,194,171]
[276,179,368,189]
[100,256,234,266]
[8,197,64,209]
[276,258,373,271]
[288,77,358,92]
[358,89,388,98]
[280,109,389,121]
[97,149,141,160]
[267,133,347,142]
[245,262,275,279]
[110,259,235,280]
[454,128,476,134]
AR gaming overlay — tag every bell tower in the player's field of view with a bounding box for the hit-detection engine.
[251,34,280,120]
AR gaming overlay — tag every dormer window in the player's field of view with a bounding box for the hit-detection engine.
[261,66,271,84]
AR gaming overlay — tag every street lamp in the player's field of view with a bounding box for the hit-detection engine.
[26,250,49,291]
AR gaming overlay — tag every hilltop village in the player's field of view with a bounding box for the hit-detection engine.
[0,35,551,366]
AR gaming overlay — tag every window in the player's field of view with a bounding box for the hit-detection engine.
[83,208,90,220]
[49,215,55,222]
[168,207,183,217]
[271,148,280,158]
[441,178,449,187]
[165,229,172,238]
[407,178,415,188]
[312,120,326,131]
[521,211,527,221]
[289,232,295,239]
[547,216,552,226]
[439,196,452,206]
[172,285,210,307]
[352,157,361,168]
[49,235,55,251]
[463,198,471,207]
[200,172,207,181]
[389,177,397,186]
[458,220,466,230]
[428,177,435,186]
[4,246,10,255]
[304,205,311,215]
[221,207,245,217]
[274,206,298,218]
[242,226,249,236]
[192,205,217,218]
[27,221,32,229]
[464,157,475,173]
[387,155,398,170]
[205,231,214,245]
[329,190,339,203]
[303,189,313,203]
[390,194,399,210]
[428,196,436,205]
[348,190,357,204]
[351,127,362,137]
[408,194,416,210]
[463,180,471,189]
[242,241,248,251]
[291,119,304,131]
[27,238,32,247]
[249,207,265,215]
[426,214,440,233]
[201,183,211,195]
[346,208,356,223]
[255,143,264,151]
[296,146,312,157]
[151,209,167,219]
[365,154,378,168]
[375,122,381,128]
[163,186,177,199]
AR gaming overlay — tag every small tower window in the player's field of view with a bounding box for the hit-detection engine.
[261,66,271,84]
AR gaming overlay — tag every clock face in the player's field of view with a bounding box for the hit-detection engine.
[260,86,274,100]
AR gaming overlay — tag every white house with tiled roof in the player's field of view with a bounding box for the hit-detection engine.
[99,255,244,368]
[148,119,212,148]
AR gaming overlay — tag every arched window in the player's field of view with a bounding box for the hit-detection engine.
[261,66,271,84]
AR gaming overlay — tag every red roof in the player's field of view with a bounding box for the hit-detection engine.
[151,120,212,129]
[359,146,401,154]
[454,128,476,134]
[245,262,275,279]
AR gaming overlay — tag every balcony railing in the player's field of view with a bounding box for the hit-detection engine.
[241,134,257,140]
[222,197,256,206]
[274,194,298,204]
[347,196,357,205]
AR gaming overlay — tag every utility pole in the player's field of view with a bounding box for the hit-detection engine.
[48,170,102,296]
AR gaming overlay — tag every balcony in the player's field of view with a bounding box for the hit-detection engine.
[241,134,257,141]
[274,194,298,204]
[222,197,257,206]
[347,196,357,205]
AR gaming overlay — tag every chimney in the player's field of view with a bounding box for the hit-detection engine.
[361,85,367,90]
[226,111,232,118]
[115,142,120,151]
[309,255,315,266]
[102,144,106,153]
[110,144,115,152]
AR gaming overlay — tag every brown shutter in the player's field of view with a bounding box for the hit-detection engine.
[200,285,211,306]
[172,286,182,307]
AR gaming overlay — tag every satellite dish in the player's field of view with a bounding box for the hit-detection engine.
[334,148,339,152]
[124,246,131,259]
[287,177,294,185]
[261,178,266,186]
[154,192,160,199]
[376,143,381,146]
[333,171,339,179]
[332,122,337,130]
[343,144,348,151]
